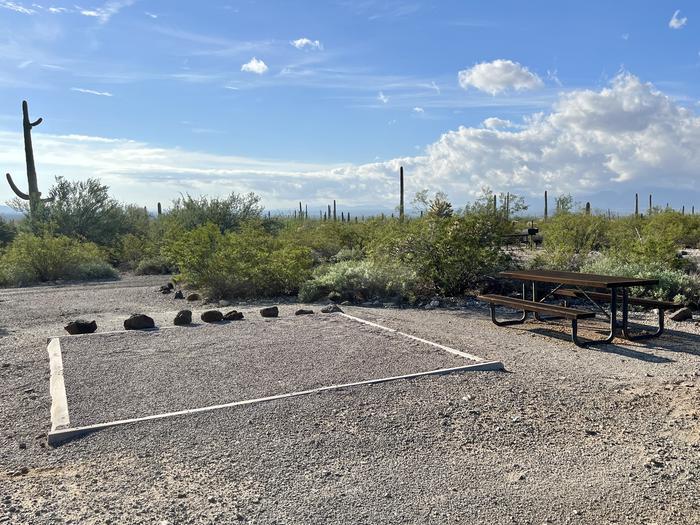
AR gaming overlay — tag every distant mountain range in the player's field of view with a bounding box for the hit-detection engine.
[0,205,21,219]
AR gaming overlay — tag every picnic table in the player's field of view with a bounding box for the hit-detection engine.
[478,269,678,347]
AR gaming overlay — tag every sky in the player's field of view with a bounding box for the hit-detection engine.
[0,0,699,214]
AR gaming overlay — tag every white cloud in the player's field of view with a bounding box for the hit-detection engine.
[413,107,424,113]
[145,11,157,19]
[482,117,512,129]
[241,57,268,75]
[290,38,323,50]
[71,87,114,97]
[2,73,699,210]
[621,33,629,40]
[80,0,135,24]
[0,1,35,14]
[458,59,544,95]
[669,9,687,29]
[377,91,389,104]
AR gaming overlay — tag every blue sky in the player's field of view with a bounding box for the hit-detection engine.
[0,1,699,213]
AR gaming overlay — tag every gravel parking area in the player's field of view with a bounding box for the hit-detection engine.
[1,275,700,524]
[60,315,467,427]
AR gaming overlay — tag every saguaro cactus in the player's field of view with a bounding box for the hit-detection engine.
[6,100,53,214]
[399,166,404,220]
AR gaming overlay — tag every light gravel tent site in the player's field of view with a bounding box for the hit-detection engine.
[46,312,502,445]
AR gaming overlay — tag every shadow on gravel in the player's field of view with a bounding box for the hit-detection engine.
[527,320,700,363]
[526,327,672,363]
[0,327,8,337]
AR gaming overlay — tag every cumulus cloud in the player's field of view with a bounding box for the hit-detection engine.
[71,87,114,97]
[2,74,698,210]
[482,117,512,129]
[290,38,323,50]
[669,9,687,29]
[241,57,268,74]
[458,59,544,95]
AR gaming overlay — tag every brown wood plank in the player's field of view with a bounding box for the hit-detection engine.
[477,294,596,320]
[498,269,659,288]
[552,289,678,309]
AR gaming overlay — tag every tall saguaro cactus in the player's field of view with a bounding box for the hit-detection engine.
[399,166,404,221]
[6,100,53,214]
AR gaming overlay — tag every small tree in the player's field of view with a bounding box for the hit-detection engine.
[412,190,453,218]
[167,192,263,233]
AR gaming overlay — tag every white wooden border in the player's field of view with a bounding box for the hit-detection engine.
[339,312,487,362]
[47,360,502,445]
[47,338,70,432]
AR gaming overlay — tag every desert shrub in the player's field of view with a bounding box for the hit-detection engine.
[0,233,117,286]
[368,209,514,296]
[164,223,312,298]
[166,193,263,233]
[608,212,694,269]
[278,220,369,262]
[135,256,173,275]
[0,217,16,247]
[298,259,423,303]
[581,255,700,305]
[331,247,364,263]
[539,212,609,270]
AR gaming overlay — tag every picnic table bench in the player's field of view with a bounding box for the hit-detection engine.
[478,270,679,348]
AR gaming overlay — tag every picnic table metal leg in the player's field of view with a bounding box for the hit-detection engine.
[621,288,665,340]
[571,288,618,347]
[488,303,528,326]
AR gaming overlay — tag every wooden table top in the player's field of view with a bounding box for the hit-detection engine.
[498,269,659,288]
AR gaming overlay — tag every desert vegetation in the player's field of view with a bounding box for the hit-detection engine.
[2,176,700,305]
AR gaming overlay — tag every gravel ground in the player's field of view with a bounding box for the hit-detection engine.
[61,316,464,427]
[1,275,700,524]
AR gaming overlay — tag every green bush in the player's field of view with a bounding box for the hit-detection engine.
[539,212,609,270]
[278,220,369,262]
[164,223,313,299]
[581,255,700,305]
[14,177,149,247]
[0,217,16,247]
[135,256,173,275]
[298,259,423,303]
[166,193,263,233]
[0,233,117,286]
[368,211,514,296]
[606,212,692,269]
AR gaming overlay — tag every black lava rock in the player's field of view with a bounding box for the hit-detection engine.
[223,310,244,321]
[295,309,314,315]
[259,306,279,318]
[124,314,155,330]
[201,310,224,323]
[64,319,97,335]
[174,310,192,325]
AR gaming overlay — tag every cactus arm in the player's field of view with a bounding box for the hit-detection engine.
[6,173,30,200]
[30,118,42,127]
